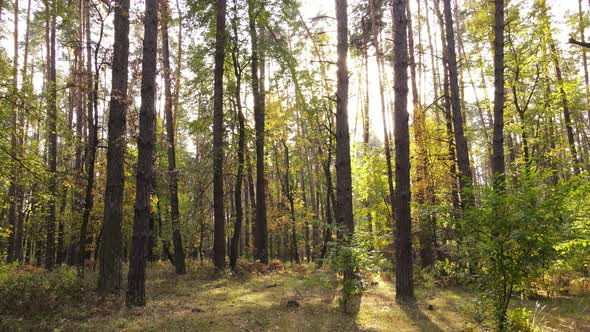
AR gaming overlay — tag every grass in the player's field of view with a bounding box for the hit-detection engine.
[1,261,589,331]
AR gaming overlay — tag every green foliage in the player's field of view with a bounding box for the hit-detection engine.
[462,170,584,329]
[327,238,372,296]
[507,307,538,332]
[0,263,85,315]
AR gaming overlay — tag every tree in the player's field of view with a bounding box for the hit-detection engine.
[7,0,19,264]
[334,0,357,311]
[45,0,58,271]
[79,0,99,275]
[392,0,415,303]
[229,0,246,270]
[99,0,130,294]
[161,0,186,274]
[127,0,158,307]
[491,0,505,185]
[212,0,227,270]
[249,0,268,264]
[443,0,473,208]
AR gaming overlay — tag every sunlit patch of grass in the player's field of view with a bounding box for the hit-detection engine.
[2,261,589,331]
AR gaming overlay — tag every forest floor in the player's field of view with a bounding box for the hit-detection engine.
[2,261,589,331]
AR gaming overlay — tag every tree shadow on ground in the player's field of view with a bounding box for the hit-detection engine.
[399,302,444,332]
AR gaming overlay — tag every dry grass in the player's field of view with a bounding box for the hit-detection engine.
[1,261,589,331]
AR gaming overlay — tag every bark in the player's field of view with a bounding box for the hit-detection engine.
[99,0,130,294]
[249,0,268,264]
[45,0,57,271]
[491,0,506,186]
[79,0,96,274]
[213,0,227,270]
[392,0,415,302]
[7,0,19,263]
[319,143,336,262]
[161,0,186,274]
[229,0,245,270]
[442,0,473,207]
[127,0,158,307]
[281,141,300,264]
[334,0,353,238]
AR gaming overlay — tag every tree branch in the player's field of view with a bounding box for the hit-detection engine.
[568,36,590,48]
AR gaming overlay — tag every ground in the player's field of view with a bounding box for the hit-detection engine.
[2,261,589,331]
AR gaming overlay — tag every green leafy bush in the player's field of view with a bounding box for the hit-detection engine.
[0,263,85,315]
[461,171,583,330]
[507,308,537,332]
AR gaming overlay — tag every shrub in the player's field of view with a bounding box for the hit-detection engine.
[506,308,537,332]
[0,263,85,315]
[461,171,579,330]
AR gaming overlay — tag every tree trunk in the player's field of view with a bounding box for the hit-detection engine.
[78,0,97,275]
[442,0,473,207]
[127,0,158,307]
[99,0,130,294]
[7,0,19,263]
[335,0,356,310]
[212,0,227,270]
[45,0,57,271]
[161,0,186,274]
[229,0,245,270]
[392,0,415,303]
[581,0,590,130]
[249,0,268,264]
[491,0,506,186]
[369,0,395,223]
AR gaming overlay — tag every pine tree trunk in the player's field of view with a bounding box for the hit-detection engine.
[99,0,130,294]
[442,0,473,207]
[491,0,506,185]
[45,0,58,271]
[127,0,159,307]
[392,0,415,303]
[369,0,395,224]
[161,0,186,274]
[213,0,227,270]
[249,0,268,264]
[7,0,19,264]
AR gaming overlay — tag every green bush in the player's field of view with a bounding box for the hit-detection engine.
[506,308,537,332]
[0,263,85,315]
[461,171,582,330]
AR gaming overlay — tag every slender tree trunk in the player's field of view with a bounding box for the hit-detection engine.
[246,150,256,255]
[212,0,227,270]
[491,0,506,186]
[369,0,395,221]
[161,0,186,274]
[229,0,245,270]
[580,0,590,131]
[127,0,158,307]
[281,141,300,263]
[392,0,415,303]
[7,0,19,263]
[550,42,581,175]
[442,0,473,207]
[249,0,268,264]
[99,0,130,294]
[45,0,57,271]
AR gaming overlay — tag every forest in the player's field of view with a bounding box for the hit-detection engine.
[0,0,589,330]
